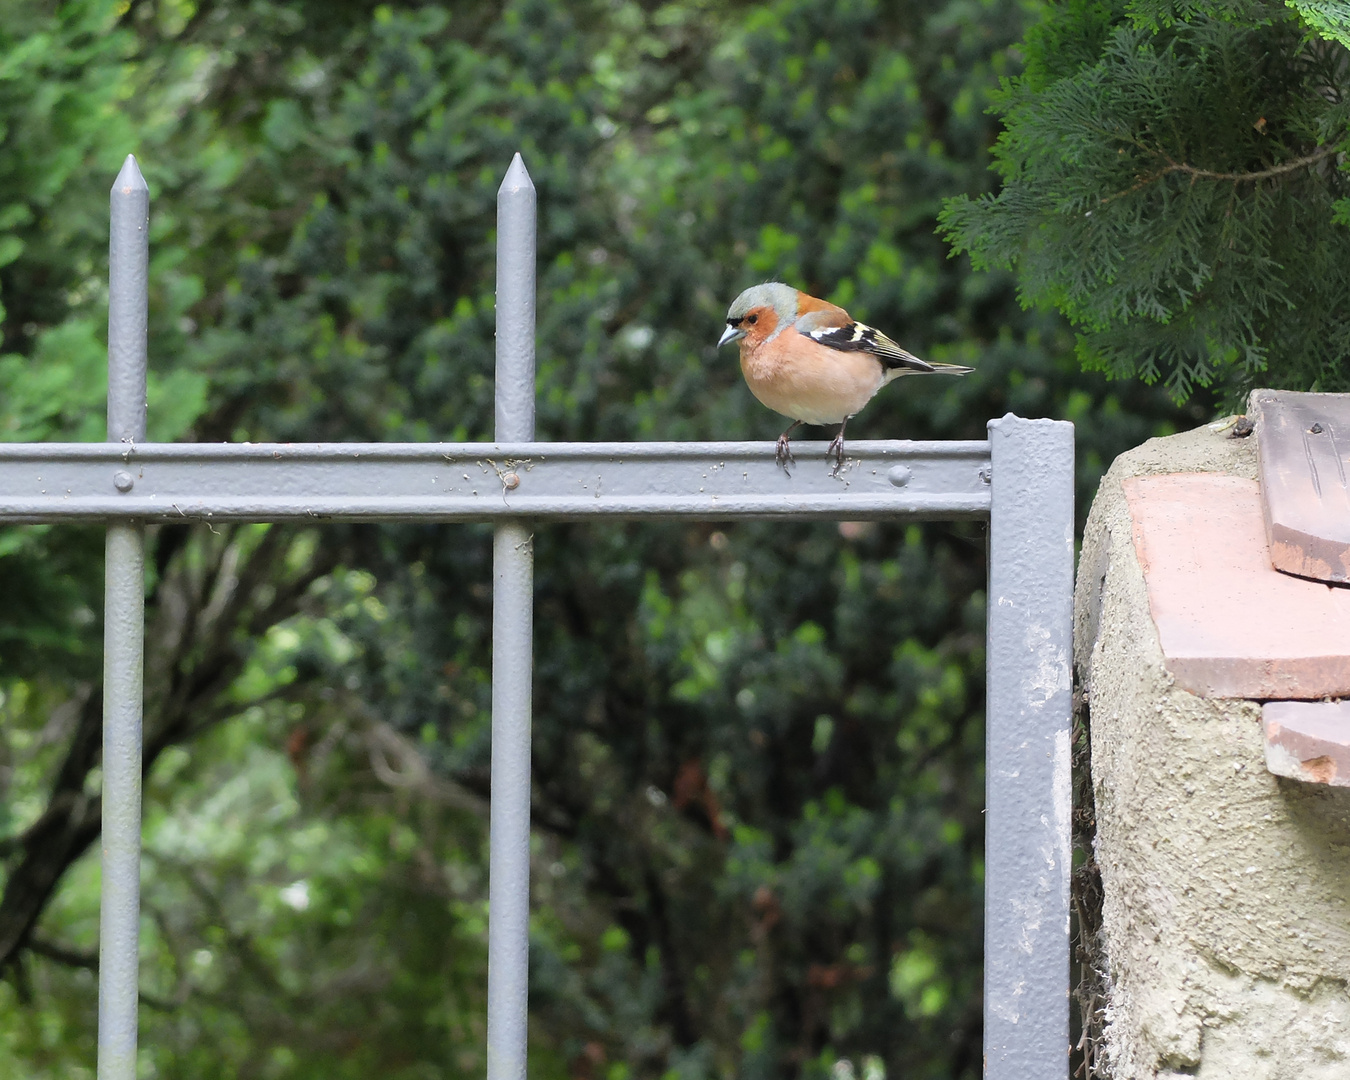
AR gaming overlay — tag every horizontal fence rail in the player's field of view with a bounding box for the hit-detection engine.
[0,439,992,522]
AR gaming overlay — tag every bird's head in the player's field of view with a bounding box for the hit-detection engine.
[718,283,798,348]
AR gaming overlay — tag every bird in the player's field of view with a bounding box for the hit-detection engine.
[717,283,972,474]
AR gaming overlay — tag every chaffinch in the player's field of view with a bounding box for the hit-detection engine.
[718,283,972,473]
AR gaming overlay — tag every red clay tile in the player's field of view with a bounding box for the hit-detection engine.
[1124,473,1350,698]
[1262,701,1350,786]
[1253,390,1350,584]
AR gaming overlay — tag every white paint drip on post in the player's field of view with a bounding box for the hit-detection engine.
[99,154,149,1080]
[487,152,536,1080]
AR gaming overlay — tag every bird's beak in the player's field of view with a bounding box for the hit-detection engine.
[718,324,745,348]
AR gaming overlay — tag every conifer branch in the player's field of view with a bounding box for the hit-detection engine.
[1099,142,1340,205]
[1161,143,1340,183]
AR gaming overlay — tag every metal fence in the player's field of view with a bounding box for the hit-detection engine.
[0,154,1075,1080]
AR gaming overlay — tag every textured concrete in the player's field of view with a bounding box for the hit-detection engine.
[1124,472,1350,698]
[1076,420,1350,1079]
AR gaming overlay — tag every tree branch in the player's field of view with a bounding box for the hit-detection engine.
[0,526,335,976]
[1160,143,1340,183]
[26,935,98,970]
[1099,143,1340,205]
[26,936,177,1010]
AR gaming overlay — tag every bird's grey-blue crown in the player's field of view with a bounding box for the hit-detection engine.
[726,283,798,325]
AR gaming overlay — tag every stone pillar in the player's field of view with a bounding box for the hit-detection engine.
[1075,420,1350,1079]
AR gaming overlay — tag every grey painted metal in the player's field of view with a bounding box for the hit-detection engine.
[984,414,1074,1080]
[0,440,991,522]
[107,156,149,445]
[487,155,537,1080]
[99,155,149,1080]
[487,521,533,1080]
[99,527,145,1080]
[495,152,536,443]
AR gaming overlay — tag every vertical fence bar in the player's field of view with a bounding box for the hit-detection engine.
[984,415,1074,1079]
[99,154,149,1080]
[487,152,536,1080]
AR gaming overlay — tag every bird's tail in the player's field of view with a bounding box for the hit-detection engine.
[885,360,974,382]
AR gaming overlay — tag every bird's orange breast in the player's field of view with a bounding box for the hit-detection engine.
[739,332,885,426]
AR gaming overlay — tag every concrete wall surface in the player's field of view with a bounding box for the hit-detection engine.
[1076,421,1350,1079]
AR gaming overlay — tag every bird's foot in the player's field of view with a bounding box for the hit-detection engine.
[826,433,846,476]
[775,433,796,473]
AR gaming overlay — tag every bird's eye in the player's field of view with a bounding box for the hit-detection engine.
[746,314,758,325]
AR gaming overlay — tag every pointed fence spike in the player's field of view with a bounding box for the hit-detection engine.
[111,153,148,195]
[497,151,534,196]
[494,153,536,444]
[107,154,149,446]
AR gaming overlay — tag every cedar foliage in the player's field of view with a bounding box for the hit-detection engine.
[940,0,1350,402]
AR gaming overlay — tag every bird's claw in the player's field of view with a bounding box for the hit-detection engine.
[826,434,846,477]
[775,434,796,473]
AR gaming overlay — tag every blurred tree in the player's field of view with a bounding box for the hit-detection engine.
[0,1,1191,1079]
[941,0,1350,403]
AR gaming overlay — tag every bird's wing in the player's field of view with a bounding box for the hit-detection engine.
[794,309,935,373]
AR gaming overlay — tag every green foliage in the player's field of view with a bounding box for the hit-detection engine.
[1288,1,1350,47]
[0,2,1191,1079]
[941,1,1350,402]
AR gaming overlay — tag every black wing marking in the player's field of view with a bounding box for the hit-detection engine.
[806,321,935,373]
